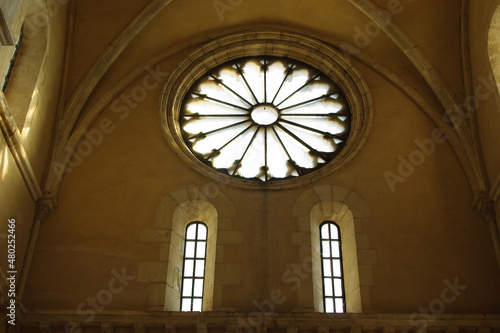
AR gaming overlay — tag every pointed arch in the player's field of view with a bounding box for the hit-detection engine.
[348,0,488,198]
[488,3,500,107]
[45,0,174,196]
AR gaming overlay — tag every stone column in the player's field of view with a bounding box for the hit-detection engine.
[477,195,500,271]
[17,194,57,300]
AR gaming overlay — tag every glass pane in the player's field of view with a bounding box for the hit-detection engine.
[324,298,334,313]
[331,241,340,258]
[195,259,205,277]
[280,97,344,115]
[281,115,346,136]
[184,116,248,137]
[192,298,203,312]
[217,67,255,104]
[332,259,342,277]
[181,298,192,311]
[182,278,193,297]
[266,60,288,102]
[321,241,330,257]
[334,278,343,297]
[186,225,197,240]
[275,126,316,169]
[335,298,344,313]
[210,124,256,169]
[322,259,332,277]
[193,279,204,297]
[237,128,266,179]
[330,224,339,239]
[241,60,265,103]
[324,278,333,296]
[196,78,249,108]
[267,128,293,179]
[274,67,311,106]
[279,78,331,109]
[197,225,207,240]
[321,224,330,239]
[184,98,248,116]
[192,122,252,157]
[185,241,195,258]
[184,259,194,277]
[196,242,206,258]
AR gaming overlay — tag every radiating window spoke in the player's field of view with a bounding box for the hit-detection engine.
[281,115,347,136]
[280,97,344,115]
[180,57,351,182]
[278,77,331,109]
[236,128,266,179]
[183,116,249,137]
[210,125,256,169]
[266,128,292,179]
[279,121,336,153]
[275,126,316,169]
[274,67,311,106]
[190,122,252,158]
[184,98,249,116]
[196,78,249,108]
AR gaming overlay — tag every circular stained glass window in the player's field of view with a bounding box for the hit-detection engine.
[179,57,351,182]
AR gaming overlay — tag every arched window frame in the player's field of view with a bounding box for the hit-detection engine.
[319,221,346,313]
[291,188,375,313]
[164,200,218,311]
[180,221,208,311]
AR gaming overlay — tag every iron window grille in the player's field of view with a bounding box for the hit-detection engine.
[180,221,208,311]
[320,221,346,313]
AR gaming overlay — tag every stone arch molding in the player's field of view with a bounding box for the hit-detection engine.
[291,184,375,312]
[488,2,500,115]
[4,0,49,133]
[42,0,488,206]
[160,28,373,190]
[137,185,237,311]
[44,0,174,198]
[47,14,481,198]
[348,0,488,198]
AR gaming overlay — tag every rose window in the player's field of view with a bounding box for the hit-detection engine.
[179,57,351,181]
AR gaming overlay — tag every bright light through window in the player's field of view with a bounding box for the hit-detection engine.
[181,222,208,312]
[320,221,345,313]
[180,57,351,181]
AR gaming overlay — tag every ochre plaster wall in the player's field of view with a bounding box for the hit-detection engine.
[469,0,500,229]
[25,49,500,312]
[0,0,497,320]
[0,0,68,292]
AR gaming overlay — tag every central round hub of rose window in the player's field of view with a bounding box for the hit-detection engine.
[251,105,279,125]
